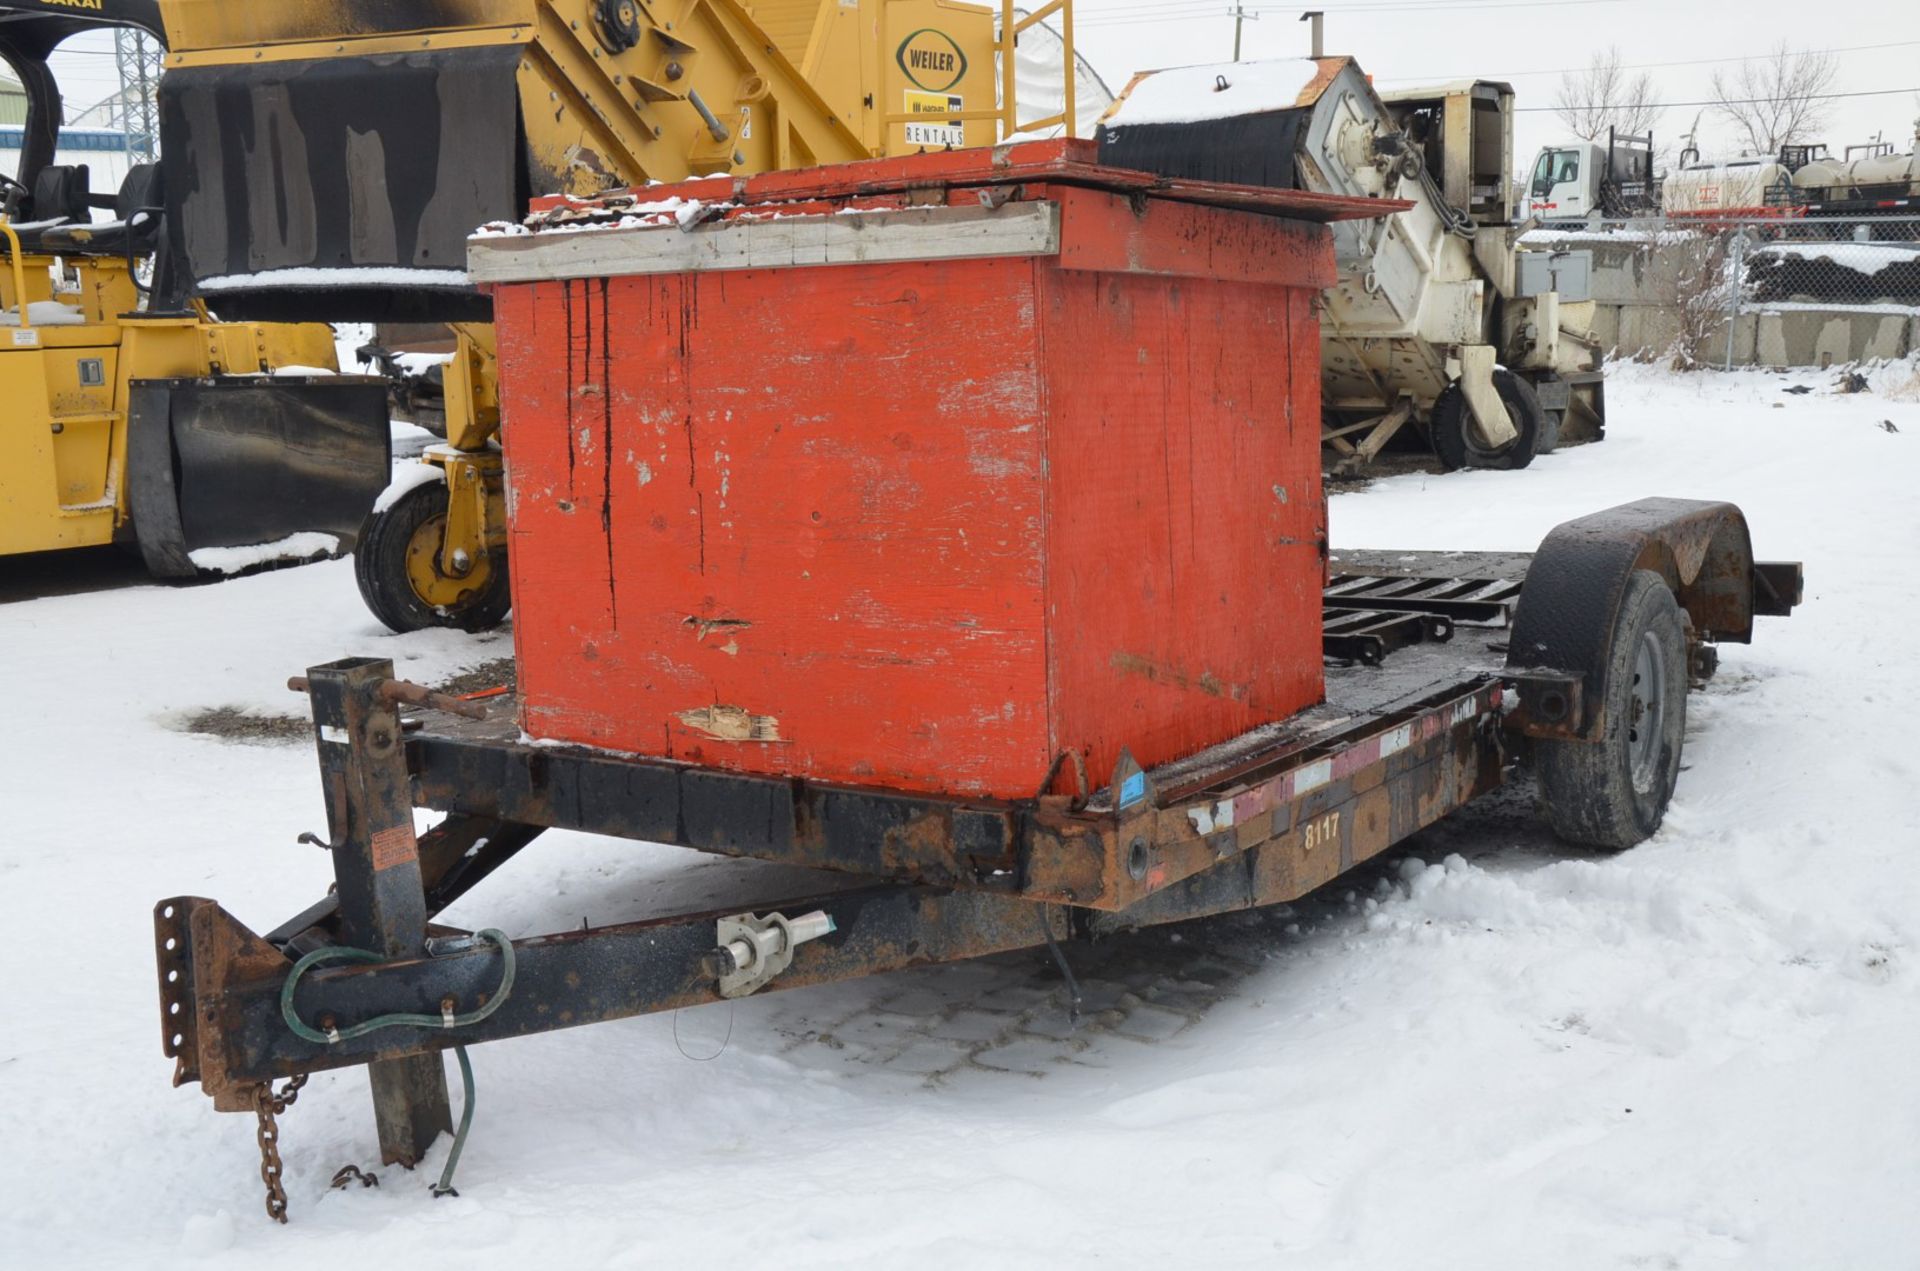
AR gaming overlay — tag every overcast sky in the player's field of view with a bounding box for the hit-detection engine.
[1070,0,1920,166]
[43,1,1920,174]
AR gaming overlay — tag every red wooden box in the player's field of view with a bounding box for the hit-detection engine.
[479,143,1369,800]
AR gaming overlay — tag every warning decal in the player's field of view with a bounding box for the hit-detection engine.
[369,823,417,872]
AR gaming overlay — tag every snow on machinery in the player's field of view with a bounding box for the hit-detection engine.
[141,0,1084,633]
[149,143,1801,1223]
[1096,59,1608,473]
[0,0,390,573]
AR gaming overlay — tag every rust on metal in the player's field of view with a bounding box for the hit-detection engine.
[166,886,1069,1090]
[289,674,490,721]
[1505,498,1801,741]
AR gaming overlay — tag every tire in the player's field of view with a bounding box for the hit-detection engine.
[1430,369,1544,471]
[353,479,511,634]
[1534,571,1688,850]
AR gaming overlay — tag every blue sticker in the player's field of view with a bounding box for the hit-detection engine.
[1119,771,1146,808]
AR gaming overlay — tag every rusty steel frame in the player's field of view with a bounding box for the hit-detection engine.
[156,676,1503,1091]
[151,498,1799,1194]
[158,665,1507,1102]
[1322,606,1454,665]
[404,679,1505,914]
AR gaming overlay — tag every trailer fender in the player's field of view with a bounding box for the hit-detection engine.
[1504,497,1801,740]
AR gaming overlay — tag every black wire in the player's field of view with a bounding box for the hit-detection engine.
[1040,909,1083,1027]
[671,1001,736,1061]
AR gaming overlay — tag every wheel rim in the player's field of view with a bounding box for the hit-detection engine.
[403,512,493,611]
[1466,402,1521,456]
[1462,386,1536,462]
[1627,630,1666,794]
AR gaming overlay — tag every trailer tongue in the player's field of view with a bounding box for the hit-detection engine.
[150,144,1800,1222]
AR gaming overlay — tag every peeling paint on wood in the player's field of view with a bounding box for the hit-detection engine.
[674,705,782,742]
[1109,652,1252,703]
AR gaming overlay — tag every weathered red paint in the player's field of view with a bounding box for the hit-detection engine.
[493,151,1344,800]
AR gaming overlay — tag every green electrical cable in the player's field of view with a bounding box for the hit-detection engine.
[433,1045,476,1199]
[279,929,515,1197]
[279,929,516,1043]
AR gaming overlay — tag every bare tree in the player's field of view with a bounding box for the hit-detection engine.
[1654,229,1741,371]
[1711,43,1838,156]
[1553,46,1661,141]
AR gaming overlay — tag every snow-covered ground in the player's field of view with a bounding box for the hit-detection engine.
[2,363,1916,1269]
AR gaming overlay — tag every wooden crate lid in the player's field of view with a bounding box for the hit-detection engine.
[513,139,1403,228]
[470,140,1403,286]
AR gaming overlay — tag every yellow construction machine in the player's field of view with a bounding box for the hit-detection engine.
[137,0,1076,629]
[0,2,390,576]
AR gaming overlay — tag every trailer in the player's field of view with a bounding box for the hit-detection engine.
[149,144,1801,1222]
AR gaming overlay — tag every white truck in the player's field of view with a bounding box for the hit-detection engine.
[1519,129,1659,222]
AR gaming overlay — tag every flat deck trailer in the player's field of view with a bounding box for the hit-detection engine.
[155,508,1799,1220]
[150,146,1801,1221]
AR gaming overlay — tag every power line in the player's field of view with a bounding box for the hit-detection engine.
[1079,0,1624,25]
[1084,0,1613,12]
[1075,0,1239,13]
[1516,86,1920,111]
[1375,38,1920,82]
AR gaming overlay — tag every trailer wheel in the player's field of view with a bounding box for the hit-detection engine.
[1534,570,1687,849]
[1430,370,1544,471]
[354,480,511,634]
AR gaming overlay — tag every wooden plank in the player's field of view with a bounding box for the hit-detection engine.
[469,202,1061,285]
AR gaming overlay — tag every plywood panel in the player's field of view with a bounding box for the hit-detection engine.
[500,258,1056,796]
[1038,272,1324,792]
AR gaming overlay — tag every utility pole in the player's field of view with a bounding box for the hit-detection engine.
[1229,0,1260,61]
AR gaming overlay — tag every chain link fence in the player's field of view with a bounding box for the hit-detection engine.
[1520,215,1920,370]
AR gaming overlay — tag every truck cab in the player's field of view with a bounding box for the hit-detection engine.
[1523,142,1599,220]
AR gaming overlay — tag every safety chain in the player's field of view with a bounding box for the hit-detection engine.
[253,1073,309,1224]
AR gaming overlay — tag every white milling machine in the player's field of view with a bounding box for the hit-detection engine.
[1097,57,1605,471]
